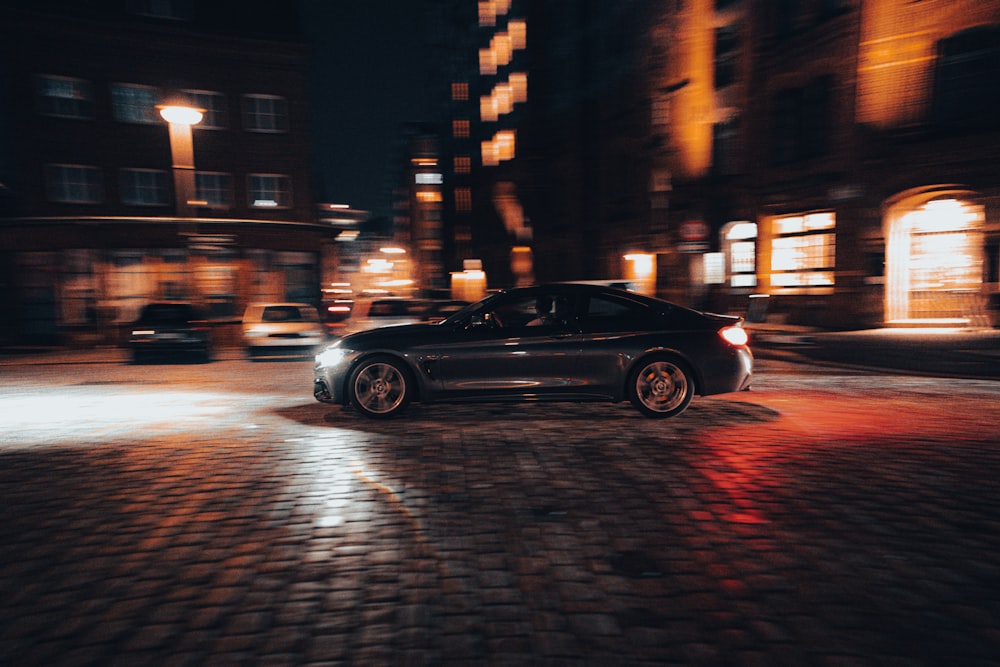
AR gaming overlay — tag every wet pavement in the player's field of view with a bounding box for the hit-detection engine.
[0,352,998,666]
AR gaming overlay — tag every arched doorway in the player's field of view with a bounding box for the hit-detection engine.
[885,190,984,325]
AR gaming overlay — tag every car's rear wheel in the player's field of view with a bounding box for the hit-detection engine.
[628,356,694,418]
[349,355,411,418]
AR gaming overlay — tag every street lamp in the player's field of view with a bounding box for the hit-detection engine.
[158,104,204,218]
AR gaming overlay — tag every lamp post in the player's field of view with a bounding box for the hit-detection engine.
[158,104,204,218]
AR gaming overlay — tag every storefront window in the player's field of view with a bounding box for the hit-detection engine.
[770,212,835,289]
[724,221,757,288]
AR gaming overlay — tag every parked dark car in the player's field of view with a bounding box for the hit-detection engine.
[314,283,752,418]
[127,302,211,363]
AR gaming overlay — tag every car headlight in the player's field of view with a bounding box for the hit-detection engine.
[316,346,349,368]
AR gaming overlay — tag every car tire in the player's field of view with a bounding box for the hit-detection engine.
[627,356,694,418]
[348,355,412,418]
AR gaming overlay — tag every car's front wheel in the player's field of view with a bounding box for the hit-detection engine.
[627,356,694,418]
[348,355,412,418]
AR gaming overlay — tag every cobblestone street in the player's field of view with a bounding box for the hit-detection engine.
[1,355,999,665]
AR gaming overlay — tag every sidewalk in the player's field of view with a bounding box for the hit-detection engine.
[748,323,1000,379]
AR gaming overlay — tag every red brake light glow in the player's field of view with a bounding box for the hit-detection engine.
[719,325,749,347]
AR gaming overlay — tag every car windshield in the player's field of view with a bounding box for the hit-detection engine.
[138,304,196,323]
[261,305,315,322]
[439,294,500,325]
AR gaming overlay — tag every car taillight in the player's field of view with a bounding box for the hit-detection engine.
[719,325,748,347]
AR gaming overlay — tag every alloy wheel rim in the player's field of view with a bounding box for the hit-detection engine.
[356,363,405,413]
[637,361,686,412]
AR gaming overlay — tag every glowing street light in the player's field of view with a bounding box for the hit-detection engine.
[157,103,204,218]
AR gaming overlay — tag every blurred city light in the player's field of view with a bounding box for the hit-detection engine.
[158,105,203,126]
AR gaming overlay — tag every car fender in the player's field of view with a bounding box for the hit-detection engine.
[340,348,427,404]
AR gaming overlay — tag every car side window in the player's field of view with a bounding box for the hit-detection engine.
[485,293,575,334]
[579,296,651,333]
[492,295,543,329]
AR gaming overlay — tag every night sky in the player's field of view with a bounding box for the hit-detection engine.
[298,1,440,216]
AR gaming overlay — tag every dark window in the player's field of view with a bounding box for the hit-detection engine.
[36,75,94,119]
[121,169,169,205]
[712,119,740,176]
[714,24,740,89]
[45,164,102,203]
[933,26,1000,132]
[243,94,289,133]
[771,76,832,165]
[817,0,850,20]
[578,296,654,334]
[775,0,803,39]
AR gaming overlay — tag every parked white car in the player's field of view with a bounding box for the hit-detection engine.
[242,302,326,359]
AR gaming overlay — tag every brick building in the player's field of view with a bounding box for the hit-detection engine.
[0,1,331,346]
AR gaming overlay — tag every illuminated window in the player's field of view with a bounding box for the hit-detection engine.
[480,94,498,122]
[45,164,102,203]
[509,19,527,50]
[455,187,472,212]
[454,156,471,174]
[510,72,528,103]
[492,33,512,67]
[248,174,291,208]
[493,83,513,115]
[451,82,469,101]
[120,169,169,206]
[243,94,289,133]
[479,48,497,75]
[495,130,515,161]
[770,212,835,289]
[417,191,442,203]
[195,172,233,208]
[726,221,757,288]
[36,75,94,119]
[111,83,161,124]
[481,141,498,166]
[453,119,470,138]
[478,0,496,26]
[182,90,227,129]
[906,200,982,291]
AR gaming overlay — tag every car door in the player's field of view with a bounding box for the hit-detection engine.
[425,291,584,399]
[573,293,663,395]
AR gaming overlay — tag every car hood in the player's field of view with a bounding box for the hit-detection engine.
[339,322,443,345]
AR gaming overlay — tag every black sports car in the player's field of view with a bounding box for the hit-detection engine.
[314,283,752,418]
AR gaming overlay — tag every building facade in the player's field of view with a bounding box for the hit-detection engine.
[0,1,331,346]
[441,0,999,328]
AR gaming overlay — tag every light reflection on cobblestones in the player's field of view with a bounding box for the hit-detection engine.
[0,358,998,664]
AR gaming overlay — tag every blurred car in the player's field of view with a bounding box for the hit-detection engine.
[314,283,752,419]
[242,302,325,359]
[343,297,428,334]
[320,294,355,336]
[127,302,211,363]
